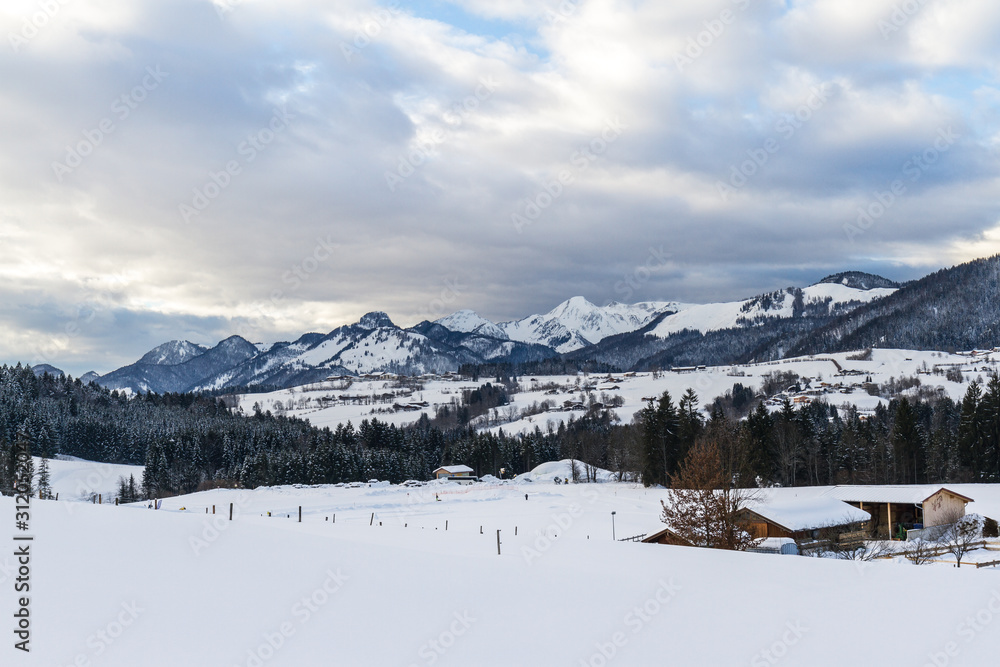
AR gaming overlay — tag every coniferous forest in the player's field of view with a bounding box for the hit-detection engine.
[2,362,999,501]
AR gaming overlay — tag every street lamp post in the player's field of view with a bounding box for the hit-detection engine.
[611,511,617,541]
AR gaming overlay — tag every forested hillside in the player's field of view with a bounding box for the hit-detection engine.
[791,255,1000,355]
[4,361,1000,502]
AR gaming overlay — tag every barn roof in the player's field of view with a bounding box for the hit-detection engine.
[825,485,974,505]
[744,497,870,533]
[434,465,474,474]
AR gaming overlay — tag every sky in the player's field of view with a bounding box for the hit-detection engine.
[2,0,1000,376]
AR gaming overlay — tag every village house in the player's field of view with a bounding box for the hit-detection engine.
[432,465,475,480]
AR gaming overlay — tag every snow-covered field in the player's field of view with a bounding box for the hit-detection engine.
[38,455,145,503]
[4,460,1000,666]
[235,348,997,437]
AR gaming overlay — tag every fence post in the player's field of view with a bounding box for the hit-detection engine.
[370,513,374,526]
[299,506,302,523]
[229,502,233,521]
[497,530,501,555]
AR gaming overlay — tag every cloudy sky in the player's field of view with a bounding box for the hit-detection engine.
[2,0,999,376]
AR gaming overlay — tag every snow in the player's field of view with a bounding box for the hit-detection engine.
[435,310,507,340]
[647,283,896,340]
[747,496,871,532]
[499,296,684,352]
[238,347,993,438]
[7,469,1000,666]
[41,455,145,502]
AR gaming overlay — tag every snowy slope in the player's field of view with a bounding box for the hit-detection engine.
[646,283,895,339]
[435,310,508,340]
[137,340,208,366]
[6,477,1000,666]
[499,297,685,353]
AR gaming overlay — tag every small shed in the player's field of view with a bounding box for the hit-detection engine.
[641,526,693,547]
[433,465,474,480]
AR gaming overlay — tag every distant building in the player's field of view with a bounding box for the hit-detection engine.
[433,465,475,480]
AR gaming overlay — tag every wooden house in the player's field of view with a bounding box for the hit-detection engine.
[432,465,475,480]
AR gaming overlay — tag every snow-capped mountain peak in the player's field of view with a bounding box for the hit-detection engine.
[434,310,507,339]
[497,297,684,353]
[137,340,208,366]
[358,311,395,330]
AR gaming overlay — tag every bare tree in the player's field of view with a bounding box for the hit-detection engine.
[659,441,759,551]
[942,510,981,568]
[904,539,935,565]
[832,540,895,562]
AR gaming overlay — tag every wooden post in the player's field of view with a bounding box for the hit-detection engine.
[497,530,501,555]
[116,498,119,506]
[480,526,482,534]
[370,513,374,526]
[446,520,448,531]
[213,505,215,514]
[299,506,302,523]
[229,502,233,521]
[333,514,336,524]
[98,494,102,504]
[515,526,518,536]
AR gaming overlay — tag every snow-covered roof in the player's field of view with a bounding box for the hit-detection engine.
[825,485,974,505]
[745,497,870,533]
[435,465,474,474]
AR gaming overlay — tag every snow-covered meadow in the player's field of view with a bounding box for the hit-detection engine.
[234,348,994,437]
[4,460,1000,666]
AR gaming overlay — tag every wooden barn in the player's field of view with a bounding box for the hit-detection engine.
[828,486,974,539]
[735,497,870,548]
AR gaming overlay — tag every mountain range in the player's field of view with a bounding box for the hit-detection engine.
[45,257,1000,394]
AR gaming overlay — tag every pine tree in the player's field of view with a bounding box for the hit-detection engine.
[36,456,52,500]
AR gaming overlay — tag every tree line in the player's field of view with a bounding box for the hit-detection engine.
[3,362,1000,504]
